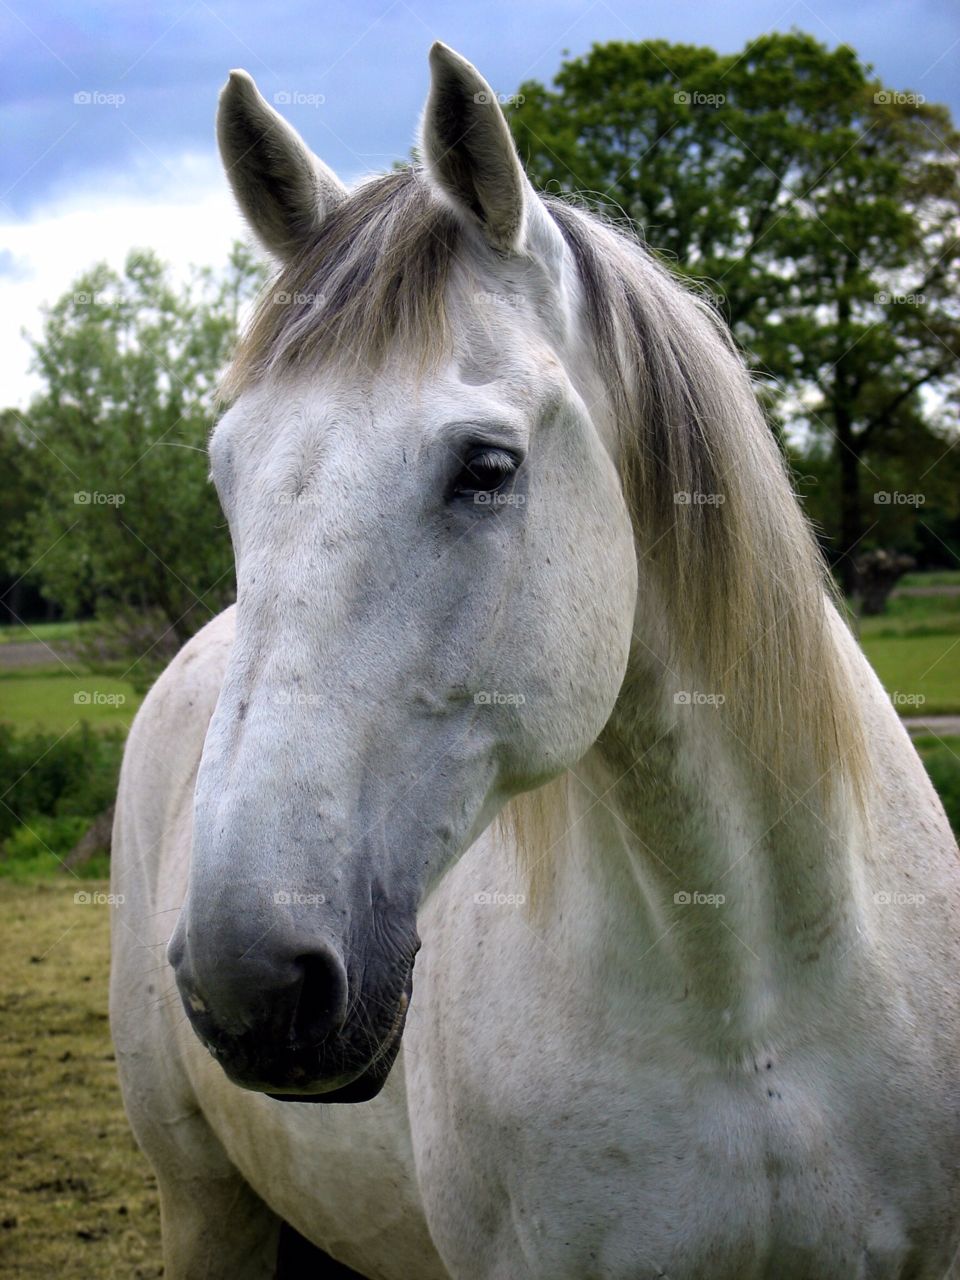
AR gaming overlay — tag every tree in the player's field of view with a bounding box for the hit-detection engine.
[13,243,264,683]
[0,408,48,625]
[509,34,960,589]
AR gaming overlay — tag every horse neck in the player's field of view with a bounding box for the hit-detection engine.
[538,624,866,1052]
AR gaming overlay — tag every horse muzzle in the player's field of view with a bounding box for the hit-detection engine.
[167,911,417,1102]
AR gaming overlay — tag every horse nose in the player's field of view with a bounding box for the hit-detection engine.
[290,946,349,1043]
[170,923,349,1046]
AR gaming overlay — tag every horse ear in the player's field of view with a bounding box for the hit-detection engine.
[217,69,347,260]
[421,43,533,253]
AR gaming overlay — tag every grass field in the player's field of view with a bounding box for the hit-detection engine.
[859,635,960,715]
[0,672,142,734]
[857,592,960,715]
[0,621,90,647]
[0,880,161,1278]
[900,570,960,588]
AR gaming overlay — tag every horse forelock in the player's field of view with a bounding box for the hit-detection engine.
[220,166,461,399]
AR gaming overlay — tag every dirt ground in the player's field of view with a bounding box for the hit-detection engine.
[0,879,162,1277]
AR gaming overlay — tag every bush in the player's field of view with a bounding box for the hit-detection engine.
[0,723,125,844]
[0,815,112,879]
[916,738,960,841]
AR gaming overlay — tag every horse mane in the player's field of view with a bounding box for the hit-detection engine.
[222,164,869,831]
[544,199,868,802]
[220,166,459,397]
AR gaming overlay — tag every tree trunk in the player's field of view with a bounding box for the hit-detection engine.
[834,273,862,598]
[62,804,115,871]
[836,405,862,596]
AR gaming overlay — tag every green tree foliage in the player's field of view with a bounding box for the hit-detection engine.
[0,722,124,843]
[509,33,960,586]
[0,408,46,623]
[12,243,263,682]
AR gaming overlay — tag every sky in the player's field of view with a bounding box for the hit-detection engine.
[3,0,959,407]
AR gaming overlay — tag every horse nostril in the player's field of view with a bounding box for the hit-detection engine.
[290,946,349,1045]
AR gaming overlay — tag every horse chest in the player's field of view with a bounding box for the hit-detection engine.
[414,1037,959,1280]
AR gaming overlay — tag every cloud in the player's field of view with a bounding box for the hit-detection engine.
[1,0,957,407]
[0,248,33,281]
[0,152,247,406]
[5,0,955,216]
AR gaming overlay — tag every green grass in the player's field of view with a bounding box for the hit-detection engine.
[913,736,960,838]
[853,591,960,715]
[900,570,960,588]
[0,672,142,733]
[0,619,90,646]
[858,591,960,640]
[914,734,960,755]
[859,634,960,715]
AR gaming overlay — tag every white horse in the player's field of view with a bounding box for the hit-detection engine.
[110,42,960,1280]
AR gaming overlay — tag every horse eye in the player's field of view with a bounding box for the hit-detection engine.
[452,448,518,498]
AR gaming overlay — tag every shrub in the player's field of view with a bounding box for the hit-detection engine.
[916,739,960,841]
[0,724,125,844]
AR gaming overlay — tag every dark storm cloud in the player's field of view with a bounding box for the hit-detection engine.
[2,0,958,218]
